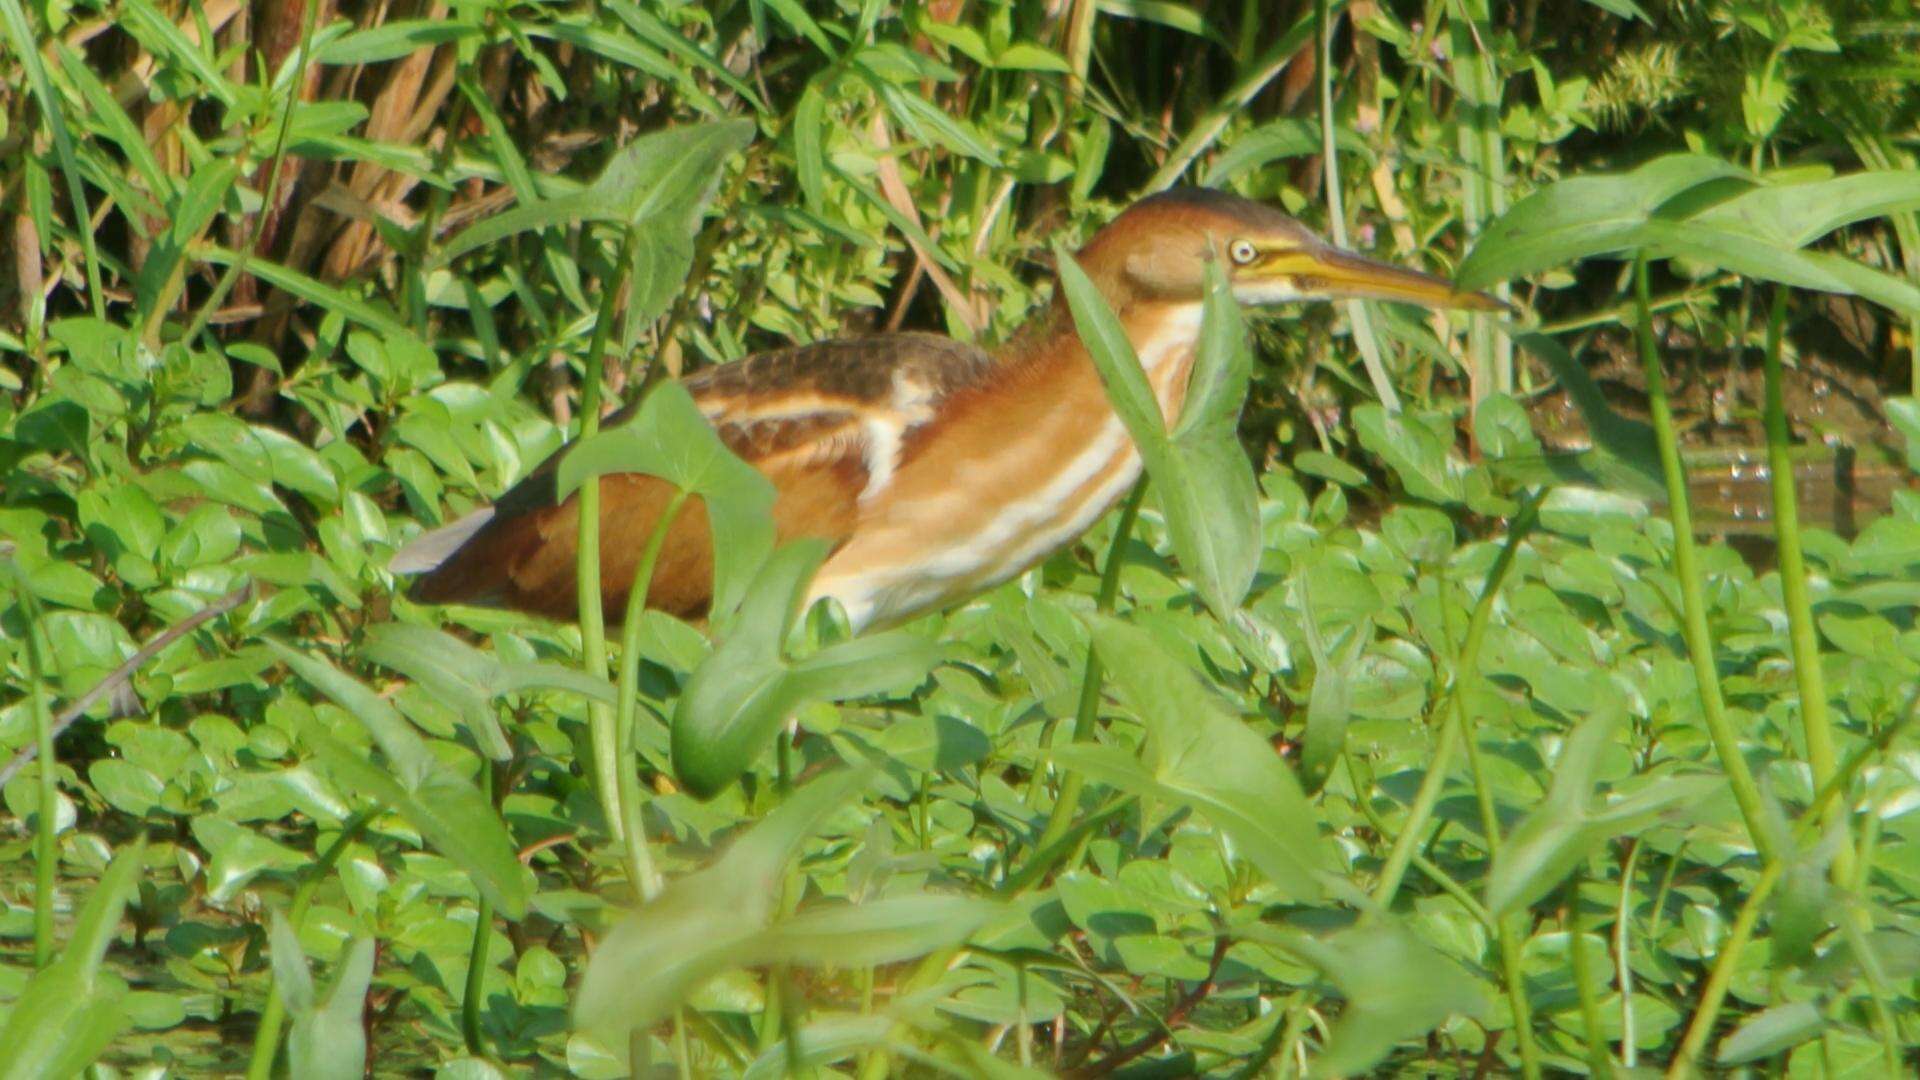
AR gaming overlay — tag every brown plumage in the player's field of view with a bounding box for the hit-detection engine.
[394,189,1502,630]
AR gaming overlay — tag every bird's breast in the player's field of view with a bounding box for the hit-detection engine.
[807,304,1203,629]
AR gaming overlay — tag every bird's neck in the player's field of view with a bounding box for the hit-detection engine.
[992,285,1206,422]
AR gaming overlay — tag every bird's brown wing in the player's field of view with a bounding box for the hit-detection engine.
[404,333,996,623]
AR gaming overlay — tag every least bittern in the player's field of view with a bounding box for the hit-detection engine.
[393,188,1502,629]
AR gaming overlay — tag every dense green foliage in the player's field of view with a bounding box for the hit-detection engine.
[4,0,1920,1075]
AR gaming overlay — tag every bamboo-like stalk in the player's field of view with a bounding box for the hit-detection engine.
[615,489,689,901]
[1371,495,1540,906]
[7,568,58,969]
[1630,256,1772,860]
[579,230,639,842]
[1316,0,1399,413]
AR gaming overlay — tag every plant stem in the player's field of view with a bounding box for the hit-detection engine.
[1667,692,1920,1076]
[1568,872,1612,1078]
[9,568,58,968]
[616,488,689,901]
[580,229,638,842]
[1371,494,1539,906]
[462,892,494,1057]
[246,811,377,1080]
[1631,255,1772,862]
[1021,481,1145,872]
[1316,0,1398,413]
[1761,288,1845,872]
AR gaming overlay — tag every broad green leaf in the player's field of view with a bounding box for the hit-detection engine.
[1717,1000,1826,1064]
[434,120,754,266]
[0,841,144,1080]
[1353,405,1467,505]
[1074,615,1336,900]
[305,728,531,918]
[1488,712,1717,915]
[268,910,314,1016]
[1455,154,1747,288]
[288,935,376,1080]
[268,640,436,788]
[555,380,777,624]
[359,624,613,761]
[671,542,939,797]
[1689,170,1920,249]
[1203,118,1369,185]
[1262,922,1488,1077]
[134,155,237,317]
[1057,249,1259,614]
[575,770,870,1036]
[754,895,1000,967]
[1460,156,1920,317]
[794,78,829,212]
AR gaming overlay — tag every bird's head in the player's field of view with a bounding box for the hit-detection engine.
[1079,187,1506,313]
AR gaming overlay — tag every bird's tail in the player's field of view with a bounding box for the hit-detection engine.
[390,508,495,575]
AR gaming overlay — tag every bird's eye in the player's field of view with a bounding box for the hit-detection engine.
[1229,240,1258,265]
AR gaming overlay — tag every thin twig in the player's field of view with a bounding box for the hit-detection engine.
[0,583,251,788]
[1063,935,1230,1079]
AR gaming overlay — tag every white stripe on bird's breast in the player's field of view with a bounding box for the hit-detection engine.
[811,305,1203,631]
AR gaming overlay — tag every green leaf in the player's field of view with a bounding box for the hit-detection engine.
[1455,154,1749,288]
[1353,405,1467,505]
[1056,248,1259,615]
[315,19,483,64]
[271,642,531,917]
[1488,712,1716,916]
[1717,1000,1826,1064]
[671,542,939,798]
[576,770,871,1037]
[359,623,616,762]
[304,728,531,918]
[434,120,754,266]
[1460,156,1920,317]
[268,640,435,788]
[1070,615,1336,901]
[1203,118,1369,186]
[1261,922,1488,1077]
[0,841,144,1080]
[794,78,829,212]
[289,936,376,1080]
[754,895,1000,967]
[555,380,777,623]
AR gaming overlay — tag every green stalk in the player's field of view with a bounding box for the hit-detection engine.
[1568,873,1612,1079]
[1448,0,1512,400]
[1020,481,1146,873]
[1316,0,1398,412]
[1760,288,1844,870]
[9,568,57,968]
[1371,495,1539,906]
[1667,694,1920,1076]
[1456,699,1542,1080]
[580,230,638,842]
[247,811,376,1080]
[1631,256,1771,861]
[462,892,494,1057]
[1615,839,1642,1069]
[615,489,689,902]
